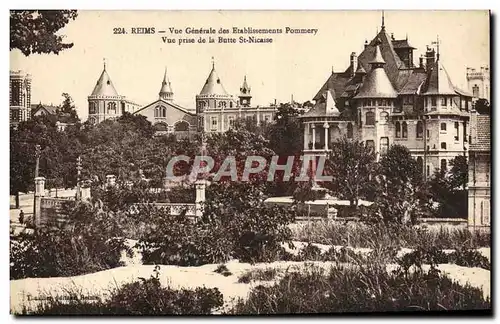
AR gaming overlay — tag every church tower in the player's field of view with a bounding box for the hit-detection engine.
[239,75,252,107]
[87,60,123,125]
[159,67,174,101]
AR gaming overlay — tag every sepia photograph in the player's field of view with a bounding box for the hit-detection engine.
[8,9,491,315]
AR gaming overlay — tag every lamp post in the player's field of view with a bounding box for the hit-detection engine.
[76,156,82,201]
[32,144,41,227]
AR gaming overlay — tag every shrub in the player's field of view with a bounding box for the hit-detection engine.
[291,221,490,249]
[28,267,224,315]
[237,268,279,283]
[137,182,296,266]
[398,246,491,271]
[10,201,129,280]
[214,264,232,277]
[229,264,490,314]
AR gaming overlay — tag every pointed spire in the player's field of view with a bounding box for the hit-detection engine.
[325,90,340,116]
[240,75,251,95]
[354,44,397,99]
[103,58,106,71]
[200,59,229,96]
[159,66,173,100]
[381,10,385,30]
[331,66,334,74]
[369,45,386,65]
[211,56,215,69]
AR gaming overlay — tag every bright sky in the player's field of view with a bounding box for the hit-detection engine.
[10,10,489,121]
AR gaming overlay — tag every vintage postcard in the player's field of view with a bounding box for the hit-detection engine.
[9,10,491,315]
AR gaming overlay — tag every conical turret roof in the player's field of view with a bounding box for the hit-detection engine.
[159,67,173,95]
[91,64,119,97]
[199,62,229,96]
[421,59,457,96]
[354,45,397,99]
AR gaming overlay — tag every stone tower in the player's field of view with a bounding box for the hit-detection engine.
[10,70,32,126]
[467,66,490,102]
[239,75,252,107]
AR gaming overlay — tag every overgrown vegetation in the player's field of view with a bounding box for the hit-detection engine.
[10,200,130,280]
[229,264,490,314]
[24,267,224,315]
[290,222,490,249]
[238,268,279,283]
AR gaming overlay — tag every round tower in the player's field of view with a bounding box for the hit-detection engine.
[87,60,123,124]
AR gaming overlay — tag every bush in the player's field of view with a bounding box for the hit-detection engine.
[229,264,491,314]
[291,221,491,249]
[10,201,129,280]
[399,246,491,271]
[28,267,224,315]
[137,182,296,266]
[214,264,232,277]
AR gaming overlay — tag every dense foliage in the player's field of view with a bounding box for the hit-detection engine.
[27,267,224,315]
[230,264,490,314]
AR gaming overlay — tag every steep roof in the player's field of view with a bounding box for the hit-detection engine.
[240,75,251,95]
[354,45,398,99]
[199,64,230,96]
[312,71,350,101]
[302,90,341,118]
[31,103,59,114]
[345,29,405,86]
[421,59,457,96]
[399,70,428,95]
[91,65,119,97]
[159,68,173,95]
[392,39,415,49]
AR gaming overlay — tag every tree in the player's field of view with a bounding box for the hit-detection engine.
[322,138,377,208]
[448,155,468,191]
[268,103,303,156]
[10,10,78,56]
[58,93,80,123]
[474,99,490,115]
[375,145,427,224]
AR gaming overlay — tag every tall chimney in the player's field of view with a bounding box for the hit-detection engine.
[425,47,436,68]
[350,52,358,77]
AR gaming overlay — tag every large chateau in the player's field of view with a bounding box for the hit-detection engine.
[302,17,476,180]
[87,60,277,134]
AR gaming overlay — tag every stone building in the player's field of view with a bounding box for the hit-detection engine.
[467,66,490,102]
[87,62,141,125]
[196,61,276,133]
[133,68,197,137]
[305,17,473,178]
[468,110,490,229]
[10,70,32,127]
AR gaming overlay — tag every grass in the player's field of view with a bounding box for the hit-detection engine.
[229,264,491,314]
[290,221,491,249]
[19,270,224,315]
[238,268,280,284]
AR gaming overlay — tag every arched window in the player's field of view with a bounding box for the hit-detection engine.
[417,157,424,174]
[162,107,167,117]
[154,107,159,117]
[441,159,447,172]
[440,123,447,131]
[416,121,423,138]
[154,122,168,132]
[402,122,408,138]
[365,111,375,125]
[89,102,96,114]
[347,123,353,139]
[107,102,117,114]
[174,121,190,131]
[395,122,401,138]
[441,142,447,149]
[89,117,96,125]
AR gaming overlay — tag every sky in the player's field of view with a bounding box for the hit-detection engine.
[10,10,490,121]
